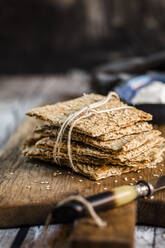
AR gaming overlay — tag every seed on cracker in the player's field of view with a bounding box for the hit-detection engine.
[22,92,165,180]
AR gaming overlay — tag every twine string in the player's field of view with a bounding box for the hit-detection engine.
[56,195,107,227]
[53,91,133,171]
[53,92,118,164]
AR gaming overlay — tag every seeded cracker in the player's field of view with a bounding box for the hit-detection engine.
[22,145,164,180]
[27,94,152,139]
[23,93,165,180]
[35,121,153,141]
[34,129,159,153]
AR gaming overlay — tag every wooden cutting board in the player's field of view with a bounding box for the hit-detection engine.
[0,119,164,247]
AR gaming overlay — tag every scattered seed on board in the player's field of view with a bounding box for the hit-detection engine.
[97,182,101,185]
[114,180,118,183]
[41,181,49,184]
[124,177,128,181]
[139,176,143,179]
[79,179,83,182]
[137,170,141,173]
[153,174,159,177]
[104,187,108,190]
[132,178,135,181]
[10,172,14,175]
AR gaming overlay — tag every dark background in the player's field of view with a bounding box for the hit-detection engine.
[1,0,165,74]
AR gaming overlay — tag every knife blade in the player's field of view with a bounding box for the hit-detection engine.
[51,178,165,224]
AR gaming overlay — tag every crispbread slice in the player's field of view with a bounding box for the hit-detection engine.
[24,142,165,167]
[73,157,163,180]
[35,123,154,152]
[27,93,152,139]
[22,145,164,180]
[22,133,165,167]
[37,129,158,153]
[34,133,164,162]
[35,121,153,142]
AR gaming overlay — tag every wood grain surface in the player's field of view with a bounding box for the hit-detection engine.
[69,203,136,248]
[0,117,136,247]
[0,118,135,226]
[0,76,165,248]
[0,117,165,228]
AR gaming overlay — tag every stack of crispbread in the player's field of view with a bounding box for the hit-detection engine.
[22,93,165,180]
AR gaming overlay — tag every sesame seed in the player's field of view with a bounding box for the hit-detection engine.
[124,177,128,181]
[97,182,100,185]
[153,174,159,177]
[137,170,141,173]
[139,176,143,179]
[79,179,83,182]
[53,172,57,176]
[104,187,107,190]
[114,180,118,183]
[150,196,154,199]
[130,183,133,186]
[132,178,135,181]
[26,186,31,189]
[10,172,14,175]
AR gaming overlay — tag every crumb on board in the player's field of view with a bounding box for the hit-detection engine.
[153,174,159,177]
[26,186,31,189]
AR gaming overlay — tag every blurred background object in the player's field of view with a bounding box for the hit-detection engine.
[1,0,165,74]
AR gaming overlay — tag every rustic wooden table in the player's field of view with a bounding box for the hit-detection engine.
[0,74,165,247]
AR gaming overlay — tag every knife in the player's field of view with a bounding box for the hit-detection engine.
[52,176,165,224]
